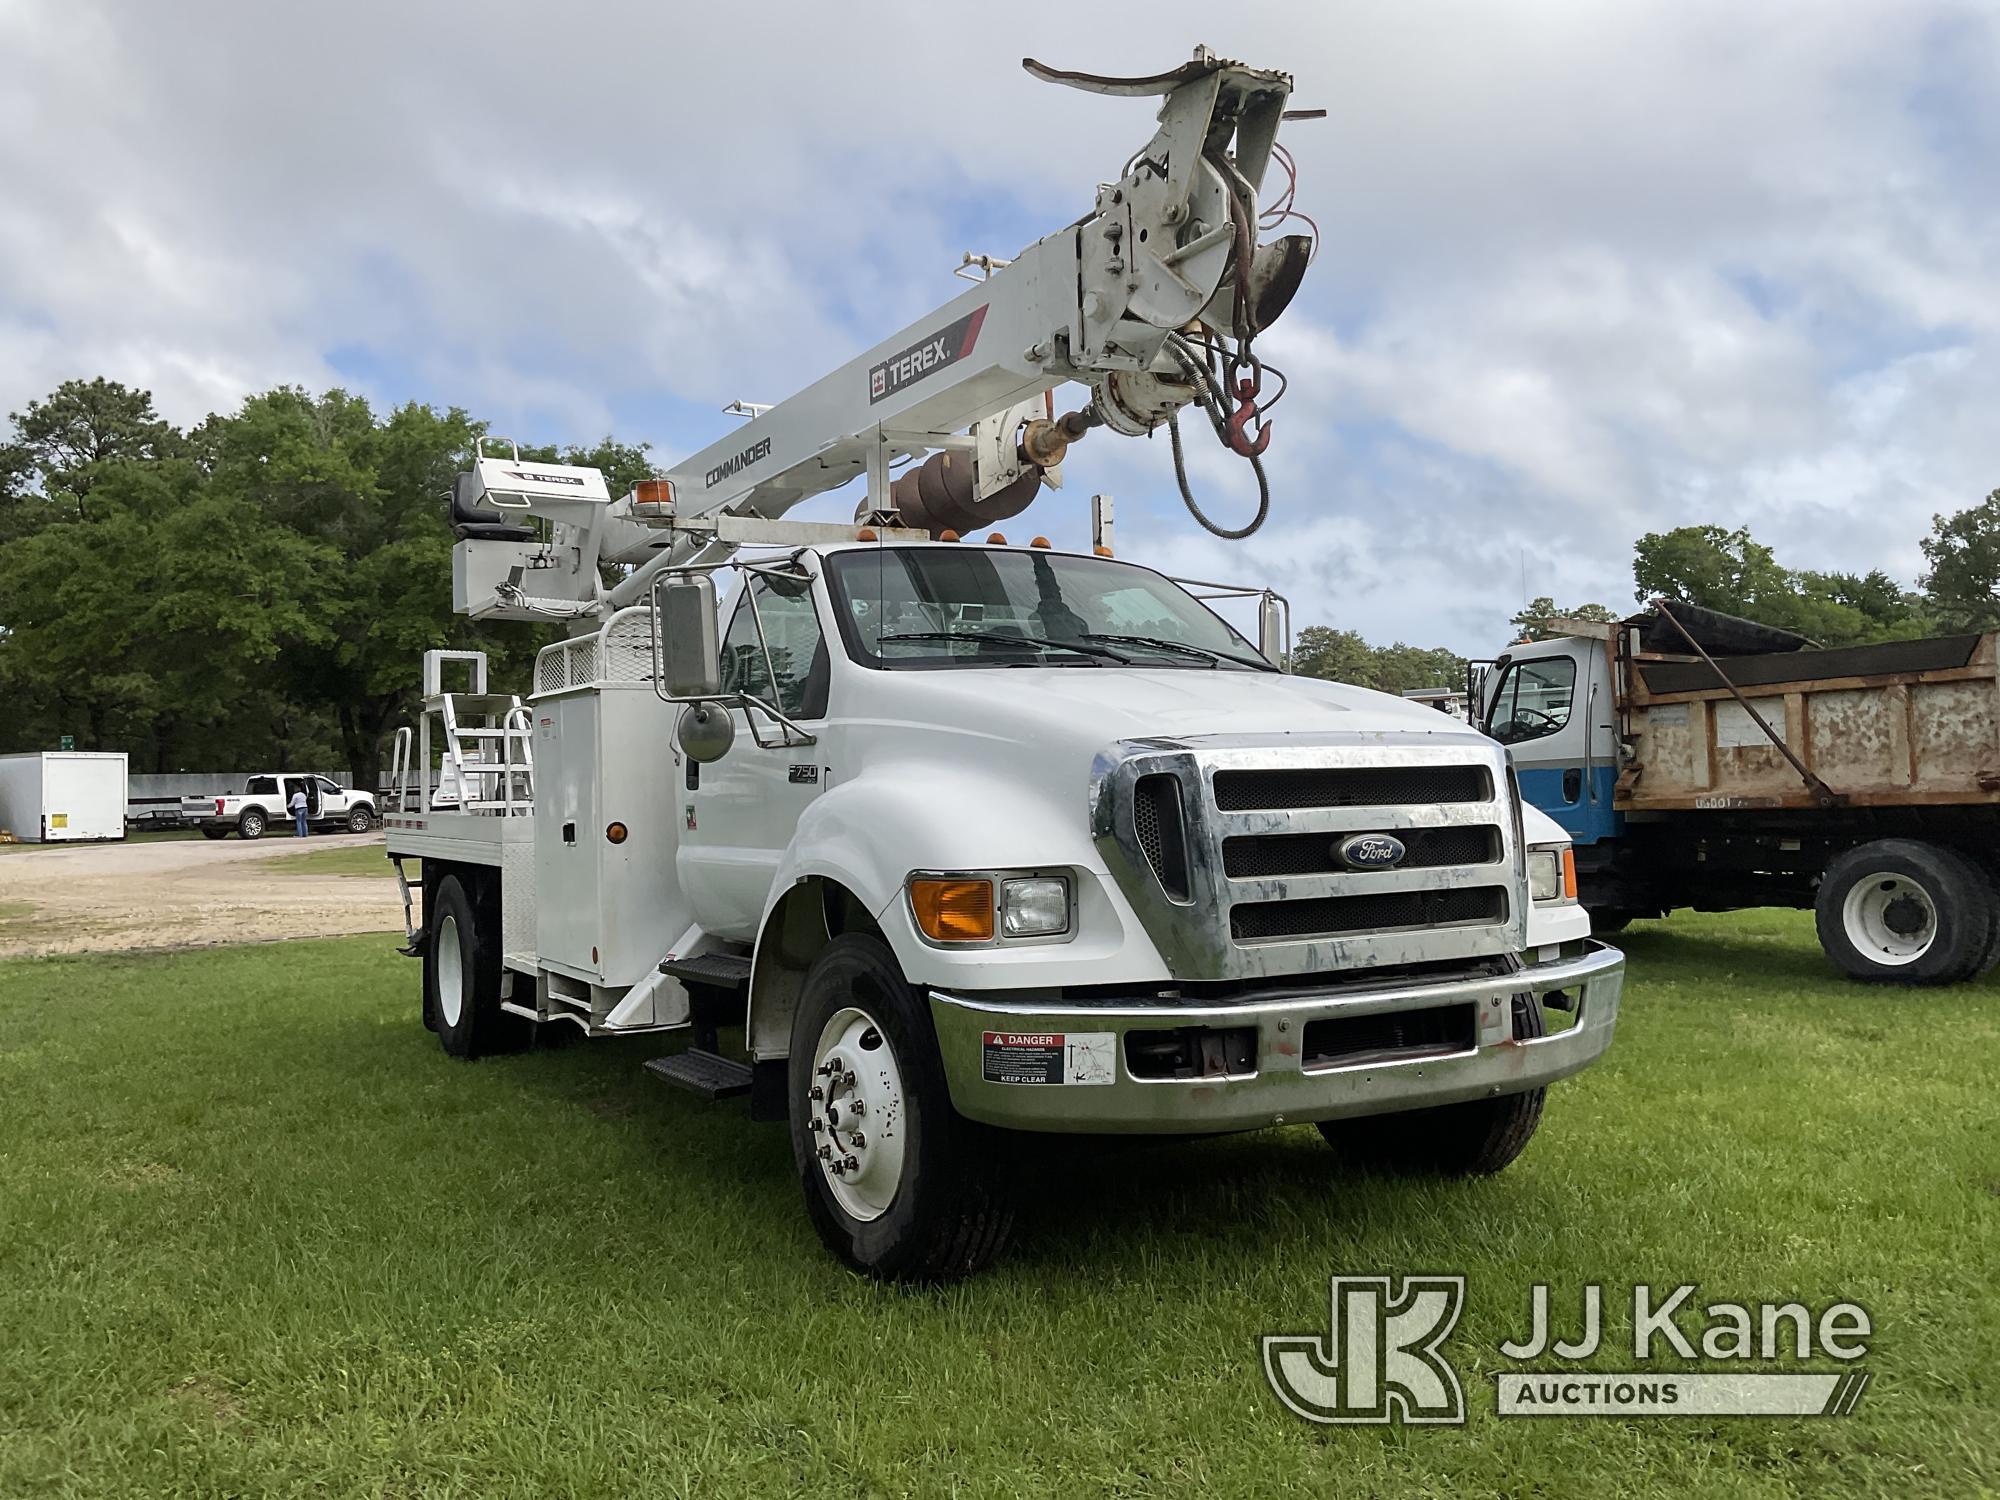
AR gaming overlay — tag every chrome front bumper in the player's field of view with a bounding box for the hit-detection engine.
[928,941,1623,1134]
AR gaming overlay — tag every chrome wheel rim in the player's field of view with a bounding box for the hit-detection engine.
[1842,874,1937,967]
[807,1006,906,1222]
[437,913,465,1027]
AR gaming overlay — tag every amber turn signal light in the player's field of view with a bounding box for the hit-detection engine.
[1561,846,1578,901]
[910,877,994,942]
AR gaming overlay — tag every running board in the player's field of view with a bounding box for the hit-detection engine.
[644,1049,753,1100]
[658,952,752,989]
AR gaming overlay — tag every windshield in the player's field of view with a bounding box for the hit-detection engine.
[824,547,1271,671]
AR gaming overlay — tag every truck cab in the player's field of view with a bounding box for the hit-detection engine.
[1478,634,1621,849]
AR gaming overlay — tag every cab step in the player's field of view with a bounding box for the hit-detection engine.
[659,951,753,989]
[644,1049,753,1100]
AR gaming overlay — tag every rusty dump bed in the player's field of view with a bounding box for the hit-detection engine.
[1620,631,2000,812]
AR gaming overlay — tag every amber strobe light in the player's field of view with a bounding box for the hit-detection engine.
[910,878,994,942]
[1562,846,1578,901]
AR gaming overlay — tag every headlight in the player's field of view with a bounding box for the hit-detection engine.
[1001,876,1070,937]
[1527,845,1578,904]
[908,871,1073,944]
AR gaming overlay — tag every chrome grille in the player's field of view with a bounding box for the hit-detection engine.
[1091,733,1524,984]
[1222,825,1500,879]
[1231,885,1509,942]
[1132,773,1190,902]
[1213,764,1491,811]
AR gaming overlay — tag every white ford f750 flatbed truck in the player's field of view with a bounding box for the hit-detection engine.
[383,47,1623,1278]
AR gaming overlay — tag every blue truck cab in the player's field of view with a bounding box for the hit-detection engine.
[1474,634,1620,850]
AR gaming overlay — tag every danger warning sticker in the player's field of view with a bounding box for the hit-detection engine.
[981,1031,1116,1086]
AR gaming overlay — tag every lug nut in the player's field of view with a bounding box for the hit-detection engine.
[850,1132,866,1149]
[842,1156,859,1173]
[842,1071,856,1088]
[849,1099,865,1117]
[809,1086,823,1102]
[818,1144,832,1160]
[810,1118,822,1133]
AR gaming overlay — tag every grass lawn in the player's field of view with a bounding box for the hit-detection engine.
[265,841,397,878]
[0,912,1993,1497]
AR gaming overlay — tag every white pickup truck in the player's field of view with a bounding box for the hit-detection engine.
[186,774,378,839]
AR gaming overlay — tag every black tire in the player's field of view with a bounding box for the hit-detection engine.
[425,874,530,1058]
[1815,839,1994,986]
[1317,994,1547,1176]
[200,825,230,841]
[346,806,374,834]
[238,809,266,840]
[787,934,1015,1281]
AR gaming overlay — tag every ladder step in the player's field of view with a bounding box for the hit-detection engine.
[644,1049,753,1100]
[659,951,753,988]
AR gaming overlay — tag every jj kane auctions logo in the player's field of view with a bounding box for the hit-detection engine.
[1264,1277,1873,1423]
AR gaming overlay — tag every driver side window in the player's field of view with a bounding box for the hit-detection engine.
[1488,657,1577,745]
[719,577,829,720]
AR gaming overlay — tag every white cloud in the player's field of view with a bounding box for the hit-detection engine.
[2,0,1996,650]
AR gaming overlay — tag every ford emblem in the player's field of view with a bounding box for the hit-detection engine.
[1338,834,1406,870]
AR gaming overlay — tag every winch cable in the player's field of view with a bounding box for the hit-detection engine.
[1163,332,1273,540]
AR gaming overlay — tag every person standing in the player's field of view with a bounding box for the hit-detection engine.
[289,783,310,838]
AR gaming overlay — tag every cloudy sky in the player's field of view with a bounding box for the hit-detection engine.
[3,0,1995,651]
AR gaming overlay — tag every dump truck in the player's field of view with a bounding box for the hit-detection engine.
[1481,601,2000,984]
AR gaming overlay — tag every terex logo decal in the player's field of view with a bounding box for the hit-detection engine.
[505,470,585,486]
[867,305,988,404]
[704,435,773,491]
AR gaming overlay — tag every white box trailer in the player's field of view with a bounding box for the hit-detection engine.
[0,751,129,842]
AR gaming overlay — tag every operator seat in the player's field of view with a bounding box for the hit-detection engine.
[450,472,537,542]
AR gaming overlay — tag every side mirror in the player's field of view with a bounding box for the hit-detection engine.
[1257,592,1287,669]
[659,576,722,698]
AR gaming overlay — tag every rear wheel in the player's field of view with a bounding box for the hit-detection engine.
[200,825,229,841]
[425,874,529,1058]
[1815,839,1993,985]
[238,809,266,840]
[787,934,1015,1281]
[1317,995,1546,1175]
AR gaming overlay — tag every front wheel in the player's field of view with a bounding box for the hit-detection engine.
[1815,839,1994,985]
[346,806,374,834]
[1317,995,1546,1175]
[787,934,1015,1281]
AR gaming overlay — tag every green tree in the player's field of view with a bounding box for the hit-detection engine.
[1290,625,1376,684]
[1920,490,2000,631]
[202,389,553,788]
[1634,523,1924,647]
[1632,525,1792,617]
[1290,625,1466,696]
[1508,596,1619,642]
[6,377,182,521]
[0,451,329,768]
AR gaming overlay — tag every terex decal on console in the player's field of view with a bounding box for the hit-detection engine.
[868,305,988,404]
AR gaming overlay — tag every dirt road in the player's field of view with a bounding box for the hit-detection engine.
[0,835,407,958]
